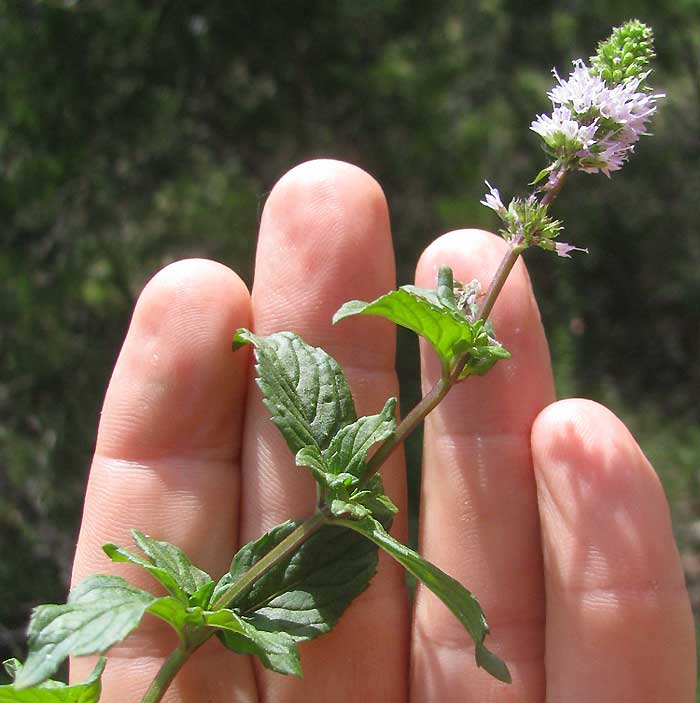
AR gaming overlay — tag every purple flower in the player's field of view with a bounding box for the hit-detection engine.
[555,241,589,258]
[533,59,664,176]
[531,106,599,151]
[548,61,609,114]
[480,181,507,217]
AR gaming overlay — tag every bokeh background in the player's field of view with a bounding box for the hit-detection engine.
[1,0,698,686]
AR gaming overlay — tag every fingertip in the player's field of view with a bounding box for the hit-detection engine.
[531,398,665,518]
[267,159,388,221]
[259,159,392,294]
[531,397,682,594]
[133,258,251,339]
[254,158,395,365]
[533,397,627,445]
[416,229,507,283]
[97,258,252,461]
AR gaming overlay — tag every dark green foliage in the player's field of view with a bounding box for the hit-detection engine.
[213,520,379,644]
[232,330,357,454]
[16,577,154,688]
[14,525,326,689]
[334,515,510,683]
[234,329,400,518]
[334,265,510,378]
[104,530,213,606]
[1,0,698,680]
[0,658,104,702]
[206,610,301,677]
[237,325,506,680]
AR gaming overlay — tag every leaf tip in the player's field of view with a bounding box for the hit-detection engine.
[437,263,455,291]
[382,395,398,416]
[332,300,366,325]
[102,542,119,560]
[2,657,22,681]
[232,327,254,350]
[475,642,512,684]
[87,656,107,683]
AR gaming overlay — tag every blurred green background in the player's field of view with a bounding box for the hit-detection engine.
[1,0,698,682]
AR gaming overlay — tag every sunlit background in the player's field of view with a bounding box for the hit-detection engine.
[1,0,698,685]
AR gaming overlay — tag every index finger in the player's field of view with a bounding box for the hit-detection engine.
[71,259,257,701]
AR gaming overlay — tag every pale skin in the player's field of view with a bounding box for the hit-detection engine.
[71,159,696,702]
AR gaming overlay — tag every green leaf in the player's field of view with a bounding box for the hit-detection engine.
[322,397,396,479]
[205,610,301,676]
[233,329,356,454]
[2,662,21,681]
[132,531,212,597]
[529,165,553,186]
[334,289,469,363]
[329,499,370,520]
[294,397,396,493]
[103,531,212,606]
[456,336,512,380]
[435,264,459,310]
[351,474,399,523]
[333,516,511,684]
[295,446,359,491]
[147,597,206,634]
[0,659,105,702]
[333,272,509,377]
[102,543,187,604]
[15,576,156,689]
[189,581,216,609]
[212,520,378,641]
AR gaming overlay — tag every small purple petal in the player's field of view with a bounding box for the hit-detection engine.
[555,241,589,258]
[480,181,507,217]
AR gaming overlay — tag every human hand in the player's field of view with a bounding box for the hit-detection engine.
[70,160,696,702]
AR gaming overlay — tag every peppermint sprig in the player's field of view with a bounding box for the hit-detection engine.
[4,21,664,703]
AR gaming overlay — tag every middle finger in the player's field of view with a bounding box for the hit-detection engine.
[238,160,410,703]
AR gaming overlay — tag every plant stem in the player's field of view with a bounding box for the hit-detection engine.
[209,510,327,611]
[360,354,471,485]
[139,512,329,703]
[476,245,523,321]
[541,167,570,206]
[140,645,192,703]
[364,378,447,476]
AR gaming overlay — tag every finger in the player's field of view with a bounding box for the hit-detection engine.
[239,159,410,703]
[411,231,555,702]
[532,399,697,702]
[71,259,257,702]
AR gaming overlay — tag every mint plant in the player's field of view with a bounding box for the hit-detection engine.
[1,20,663,702]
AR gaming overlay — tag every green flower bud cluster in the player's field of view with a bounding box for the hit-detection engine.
[504,195,563,247]
[590,19,655,85]
[481,183,564,253]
